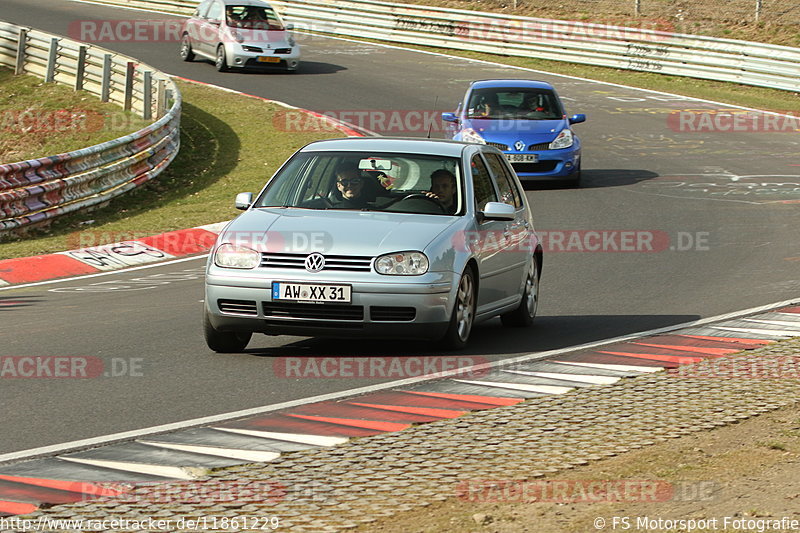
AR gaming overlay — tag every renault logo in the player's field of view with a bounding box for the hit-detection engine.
[304,253,325,273]
[514,140,526,152]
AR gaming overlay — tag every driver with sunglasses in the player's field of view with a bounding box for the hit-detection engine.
[331,163,370,209]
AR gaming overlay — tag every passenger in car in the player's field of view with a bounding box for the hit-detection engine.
[426,169,457,213]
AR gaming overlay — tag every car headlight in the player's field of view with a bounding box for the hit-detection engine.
[230,30,244,43]
[375,252,429,275]
[214,243,260,269]
[549,128,574,149]
[460,128,486,145]
[288,35,296,47]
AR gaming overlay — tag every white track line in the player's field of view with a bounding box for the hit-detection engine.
[503,370,621,385]
[212,428,347,447]
[551,361,663,373]
[454,379,573,395]
[711,326,798,337]
[138,441,280,463]
[58,457,202,480]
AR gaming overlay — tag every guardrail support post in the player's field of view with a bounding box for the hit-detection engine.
[75,45,87,91]
[142,70,152,121]
[755,0,762,22]
[45,37,59,82]
[157,79,167,118]
[100,54,112,102]
[14,28,27,75]
[634,0,641,16]
[124,61,135,112]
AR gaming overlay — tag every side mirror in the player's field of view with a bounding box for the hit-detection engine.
[481,202,515,221]
[441,112,459,123]
[569,113,586,125]
[207,19,221,26]
[286,23,294,30]
[235,192,253,210]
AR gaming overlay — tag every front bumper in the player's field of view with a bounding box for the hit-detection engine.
[224,43,300,70]
[507,148,581,180]
[205,272,456,340]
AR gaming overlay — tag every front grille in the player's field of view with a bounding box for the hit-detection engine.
[370,306,416,322]
[243,45,263,52]
[263,302,365,321]
[487,142,509,150]
[273,48,292,54]
[528,142,551,151]
[511,161,559,173]
[260,253,372,272]
[218,299,258,315]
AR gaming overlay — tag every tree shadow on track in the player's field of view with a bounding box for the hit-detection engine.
[523,169,659,191]
[242,313,700,359]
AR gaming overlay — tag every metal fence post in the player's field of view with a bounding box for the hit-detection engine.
[634,0,641,17]
[124,61,135,112]
[157,79,166,118]
[45,37,59,82]
[100,54,112,102]
[755,0,762,22]
[75,46,87,91]
[142,70,152,121]
[14,28,27,75]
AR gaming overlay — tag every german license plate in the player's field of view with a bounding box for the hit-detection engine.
[505,153,538,163]
[272,282,351,303]
[257,56,281,63]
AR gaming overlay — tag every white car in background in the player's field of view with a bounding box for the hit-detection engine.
[180,0,300,72]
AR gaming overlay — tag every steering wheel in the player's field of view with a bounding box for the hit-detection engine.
[386,193,447,213]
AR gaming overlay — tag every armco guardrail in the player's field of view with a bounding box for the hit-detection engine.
[0,21,180,235]
[85,0,800,93]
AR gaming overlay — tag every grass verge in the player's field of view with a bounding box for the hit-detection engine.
[0,67,149,163]
[0,79,343,259]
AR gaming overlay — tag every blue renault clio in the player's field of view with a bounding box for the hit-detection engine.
[443,79,586,186]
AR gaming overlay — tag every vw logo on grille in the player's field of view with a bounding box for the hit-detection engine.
[304,253,325,273]
[514,140,526,152]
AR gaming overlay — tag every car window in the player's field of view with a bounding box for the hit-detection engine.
[255,151,462,216]
[466,87,564,120]
[471,154,497,210]
[206,1,224,21]
[484,152,523,209]
[226,5,284,29]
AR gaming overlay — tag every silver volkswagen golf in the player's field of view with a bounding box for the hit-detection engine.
[204,137,542,352]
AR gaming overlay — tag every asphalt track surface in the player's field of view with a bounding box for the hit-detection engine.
[0,0,798,455]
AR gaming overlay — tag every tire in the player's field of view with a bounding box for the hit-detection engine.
[439,267,476,350]
[215,45,229,72]
[565,168,582,188]
[179,35,195,62]
[204,311,251,353]
[501,258,539,327]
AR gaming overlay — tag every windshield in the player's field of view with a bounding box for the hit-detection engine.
[466,88,564,120]
[226,5,284,30]
[255,151,463,215]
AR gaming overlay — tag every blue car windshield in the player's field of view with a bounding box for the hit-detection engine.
[466,88,564,120]
[255,151,464,215]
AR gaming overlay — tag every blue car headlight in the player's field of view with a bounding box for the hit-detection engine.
[375,252,429,275]
[460,128,486,145]
[549,129,574,150]
[214,243,260,269]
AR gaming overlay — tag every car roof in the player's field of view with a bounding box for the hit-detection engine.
[469,79,555,91]
[300,137,473,157]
